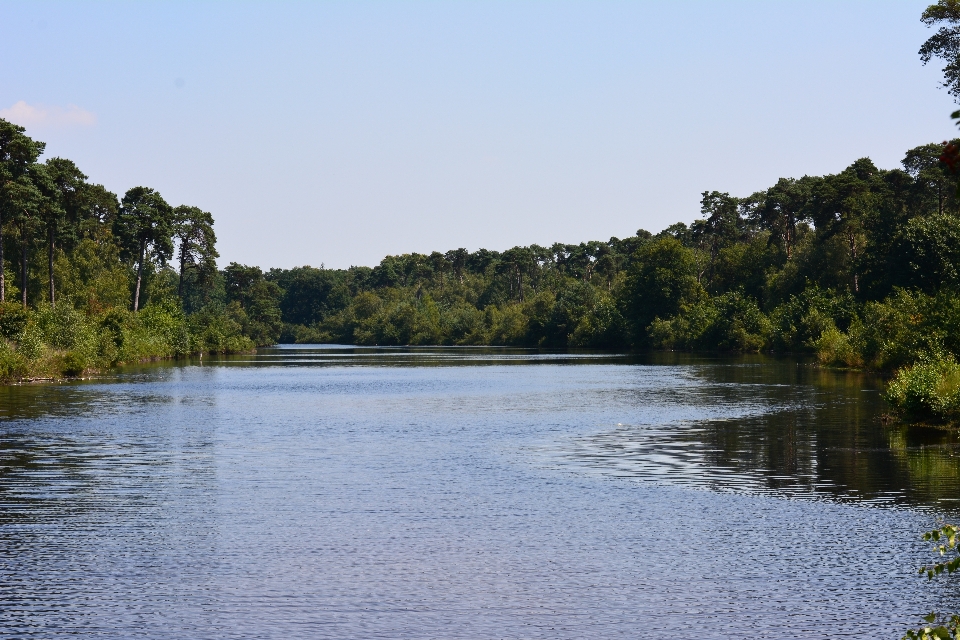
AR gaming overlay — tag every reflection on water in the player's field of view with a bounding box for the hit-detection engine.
[539,358,960,510]
[0,347,957,638]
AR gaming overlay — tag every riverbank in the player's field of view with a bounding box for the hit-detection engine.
[0,300,256,384]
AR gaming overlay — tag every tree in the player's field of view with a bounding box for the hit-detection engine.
[444,248,468,284]
[172,205,218,299]
[889,213,960,293]
[77,183,119,236]
[8,175,42,308]
[755,177,813,259]
[691,191,754,288]
[920,0,960,101]
[223,262,282,345]
[41,158,87,307]
[499,246,534,303]
[0,119,45,303]
[114,187,174,311]
[267,266,348,326]
[620,237,703,346]
[428,251,449,291]
[903,142,957,215]
[805,159,883,294]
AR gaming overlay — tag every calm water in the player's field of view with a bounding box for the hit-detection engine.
[1,346,959,638]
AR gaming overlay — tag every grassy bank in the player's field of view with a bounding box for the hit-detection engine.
[0,300,253,382]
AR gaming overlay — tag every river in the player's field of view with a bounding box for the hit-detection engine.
[1,346,957,638]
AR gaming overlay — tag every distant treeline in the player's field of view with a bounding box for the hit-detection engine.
[213,143,960,374]
[3,114,960,421]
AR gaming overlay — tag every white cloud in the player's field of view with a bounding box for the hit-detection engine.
[0,100,96,128]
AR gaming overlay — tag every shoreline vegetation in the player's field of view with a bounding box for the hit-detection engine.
[3,118,960,422]
[3,120,960,423]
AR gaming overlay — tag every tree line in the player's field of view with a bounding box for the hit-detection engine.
[0,118,249,378]
[205,141,958,368]
[5,111,960,398]
[0,120,218,312]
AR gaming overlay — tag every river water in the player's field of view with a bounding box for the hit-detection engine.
[1,346,959,638]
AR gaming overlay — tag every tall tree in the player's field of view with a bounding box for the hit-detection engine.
[809,159,887,293]
[428,251,449,292]
[39,159,86,307]
[172,205,218,299]
[444,248,468,284]
[692,191,749,288]
[7,176,42,307]
[920,0,960,101]
[76,183,119,238]
[499,247,534,303]
[224,262,282,345]
[0,119,45,303]
[114,187,174,311]
[755,178,813,259]
[902,142,956,214]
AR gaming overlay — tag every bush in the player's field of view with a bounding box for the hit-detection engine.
[188,307,253,353]
[813,324,862,367]
[648,291,769,352]
[61,351,87,377]
[0,302,28,339]
[885,356,960,423]
[768,286,857,352]
[851,290,958,370]
[0,340,27,381]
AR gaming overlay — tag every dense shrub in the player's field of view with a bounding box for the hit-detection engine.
[649,291,769,352]
[885,356,960,423]
[0,299,253,382]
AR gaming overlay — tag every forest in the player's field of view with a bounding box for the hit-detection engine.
[3,110,960,422]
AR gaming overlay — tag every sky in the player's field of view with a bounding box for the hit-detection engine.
[0,0,956,269]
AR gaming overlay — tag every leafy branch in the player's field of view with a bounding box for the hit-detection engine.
[904,525,960,640]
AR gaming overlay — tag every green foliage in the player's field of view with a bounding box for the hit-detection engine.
[920,0,960,101]
[649,291,769,352]
[0,302,28,339]
[224,263,282,346]
[54,236,130,312]
[902,524,960,640]
[0,297,255,382]
[854,290,960,370]
[7,114,960,387]
[768,286,857,352]
[188,305,254,353]
[886,356,960,423]
[0,118,288,382]
[889,214,960,293]
[0,339,26,379]
[621,237,703,346]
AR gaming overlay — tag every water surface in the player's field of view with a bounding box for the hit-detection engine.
[1,346,957,638]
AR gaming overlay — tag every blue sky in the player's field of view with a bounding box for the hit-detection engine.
[0,1,955,269]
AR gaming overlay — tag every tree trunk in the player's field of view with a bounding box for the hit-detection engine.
[48,226,55,308]
[178,242,186,299]
[849,231,859,294]
[134,238,145,311]
[20,224,27,308]
[0,208,5,303]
